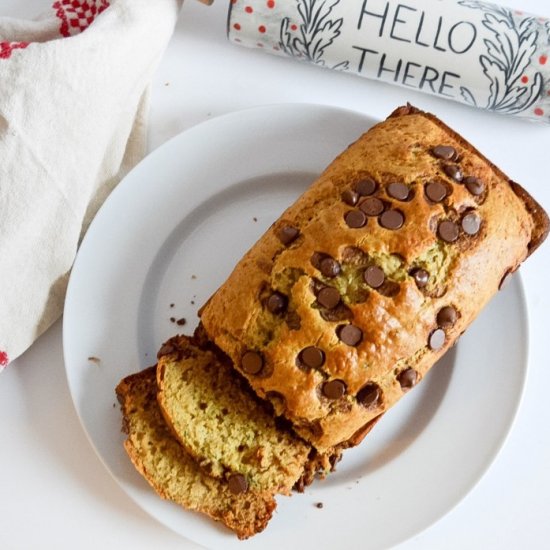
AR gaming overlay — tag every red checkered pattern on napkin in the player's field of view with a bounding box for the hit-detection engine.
[0,42,29,59]
[53,0,110,37]
[0,0,180,370]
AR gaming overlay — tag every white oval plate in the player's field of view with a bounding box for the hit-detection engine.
[63,104,528,550]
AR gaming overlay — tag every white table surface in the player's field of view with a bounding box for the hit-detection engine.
[1,0,549,549]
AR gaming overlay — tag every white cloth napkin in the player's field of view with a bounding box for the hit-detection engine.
[0,0,180,369]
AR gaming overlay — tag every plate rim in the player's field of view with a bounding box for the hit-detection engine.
[62,102,529,550]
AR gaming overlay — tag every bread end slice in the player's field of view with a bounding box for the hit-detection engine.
[115,367,276,539]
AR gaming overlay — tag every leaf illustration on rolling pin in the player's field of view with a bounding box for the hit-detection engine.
[459,1,544,114]
[280,0,349,70]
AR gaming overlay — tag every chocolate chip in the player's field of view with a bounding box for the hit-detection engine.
[364,265,385,289]
[463,176,485,196]
[277,225,299,245]
[311,277,327,295]
[241,351,263,375]
[341,246,368,264]
[266,292,287,314]
[377,280,400,298]
[286,310,302,330]
[410,268,429,288]
[425,181,448,202]
[308,420,324,438]
[322,379,346,399]
[428,329,446,350]
[299,346,325,369]
[359,197,385,216]
[461,212,481,235]
[344,210,367,228]
[319,257,341,278]
[176,318,186,326]
[437,220,459,242]
[387,182,410,201]
[357,383,380,408]
[317,287,341,309]
[157,343,176,358]
[310,252,323,269]
[356,177,377,196]
[228,474,248,495]
[432,145,458,161]
[437,306,458,328]
[499,269,514,290]
[338,324,363,346]
[379,209,404,230]
[342,189,359,206]
[443,164,463,182]
[320,303,353,322]
[397,368,418,391]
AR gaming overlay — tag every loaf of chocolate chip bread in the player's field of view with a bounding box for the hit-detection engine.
[156,334,339,496]
[115,367,276,539]
[199,104,549,452]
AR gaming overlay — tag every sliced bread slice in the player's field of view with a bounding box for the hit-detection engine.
[115,367,276,539]
[156,335,333,496]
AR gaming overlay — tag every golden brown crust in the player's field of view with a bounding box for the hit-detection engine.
[508,181,549,255]
[390,104,549,254]
[199,105,548,452]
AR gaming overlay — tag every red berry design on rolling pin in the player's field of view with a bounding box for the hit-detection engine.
[458,3,545,117]
[0,350,8,367]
